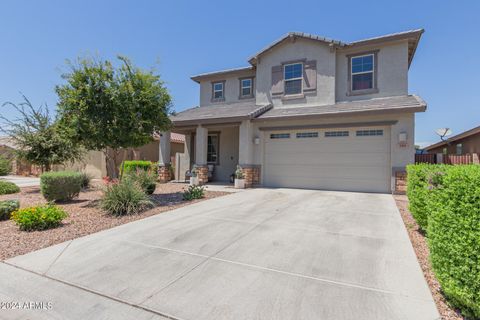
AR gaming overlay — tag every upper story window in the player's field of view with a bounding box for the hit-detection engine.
[351,54,374,91]
[348,51,378,96]
[211,81,225,101]
[240,78,253,98]
[284,63,303,95]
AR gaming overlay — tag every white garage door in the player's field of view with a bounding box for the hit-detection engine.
[263,127,391,193]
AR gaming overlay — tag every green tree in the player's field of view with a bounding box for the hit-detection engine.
[0,96,84,172]
[56,56,172,177]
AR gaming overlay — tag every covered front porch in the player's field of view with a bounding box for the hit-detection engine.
[158,121,259,187]
[158,102,271,187]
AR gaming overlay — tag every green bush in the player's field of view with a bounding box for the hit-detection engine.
[125,170,157,194]
[80,172,92,189]
[0,199,20,220]
[120,161,157,175]
[183,185,205,201]
[11,204,68,231]
[0,180,20,195]
[426,165,480,319]
[406,164,446,231]
[100,179,153,216]
[0,156,11,176]
[40,171,83,202]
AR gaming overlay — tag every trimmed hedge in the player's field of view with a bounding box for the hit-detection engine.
[0,199,19,220]
[407,164,480,318]
[426,165,480,319]
[120,161,157,175]
[40,171,83,202]
[0,180,20,195]
[406,164,446,231]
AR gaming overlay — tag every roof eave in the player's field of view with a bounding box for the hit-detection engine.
[252,105,426,123]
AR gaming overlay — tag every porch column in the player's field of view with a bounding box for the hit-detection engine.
[195,126,209,184]
[158,131,171,183]
[238,120,260,188]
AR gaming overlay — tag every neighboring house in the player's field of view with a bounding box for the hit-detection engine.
[425,125,480,155]
[159,29,427,193]
[65,134,185,178]
[0,135,185,178]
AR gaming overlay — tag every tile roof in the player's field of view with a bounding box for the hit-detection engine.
[171,95,426,127]
[170,133,185,144]
[171,102,272,126]
[191,67,254,83]
[254,95,426,121]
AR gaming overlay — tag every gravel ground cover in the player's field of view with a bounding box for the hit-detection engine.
[0,182,228,261]
[394,194,464,320]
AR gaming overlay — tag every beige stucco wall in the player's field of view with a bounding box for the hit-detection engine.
[255,38,336,108]
[55,150,107,179]
[199,69,256,107]
[335,41,409,102]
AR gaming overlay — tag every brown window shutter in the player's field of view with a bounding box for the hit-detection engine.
[303,60,317,92]
[271,65,283,95]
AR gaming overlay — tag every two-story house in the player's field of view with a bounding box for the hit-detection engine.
[159,29,426,193]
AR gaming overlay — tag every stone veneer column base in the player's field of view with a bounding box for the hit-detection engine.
[195,165,209,185]
[394,171,407,195]
[158,164,172,183]
[240,165,261,188]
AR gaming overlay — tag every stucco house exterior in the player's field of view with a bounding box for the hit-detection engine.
[159,29,427,193]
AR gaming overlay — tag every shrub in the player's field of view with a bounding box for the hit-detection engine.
[0,199,19,220]
[125,170,157,195]
[80,172,92,189]
[100,178,153,215]
[11,204,68,231]
[40,171,83,202]
[0,156,11,176]
[427,165,480,318]
[0,180,20,195]
[406,164,446,231]
[183,185,205,201]
[120,160,157,175]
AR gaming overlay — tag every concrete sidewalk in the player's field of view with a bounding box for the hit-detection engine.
[1,188,439,320]
[0,175,40,187]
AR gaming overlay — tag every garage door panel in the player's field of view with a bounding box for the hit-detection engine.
[265,153,390,166]
[265,175,388,193]
[263,127,391,193]
[265,164,389,180]
[265,141,388,153]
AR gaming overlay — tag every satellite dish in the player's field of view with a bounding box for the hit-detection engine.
[435,128,452,141]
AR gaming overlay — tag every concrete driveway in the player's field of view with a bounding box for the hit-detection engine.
[1,189,439,320]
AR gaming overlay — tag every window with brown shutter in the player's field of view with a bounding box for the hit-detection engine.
[303,60,317,92]
[271,65,283,95]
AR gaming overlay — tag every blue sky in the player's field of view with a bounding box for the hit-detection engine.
[1,0,478,146]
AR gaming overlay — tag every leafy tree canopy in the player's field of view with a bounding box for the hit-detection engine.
[0,95,84,171]
[56,55,172,152]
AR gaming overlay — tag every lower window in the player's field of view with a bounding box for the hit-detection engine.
[207,134,219,163]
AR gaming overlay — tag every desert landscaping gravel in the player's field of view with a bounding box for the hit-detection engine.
[394,194,464,320]
[0,182,228,261]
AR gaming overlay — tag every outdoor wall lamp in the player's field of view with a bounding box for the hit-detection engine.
[398,132,407,147]
[253,137,260,145]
